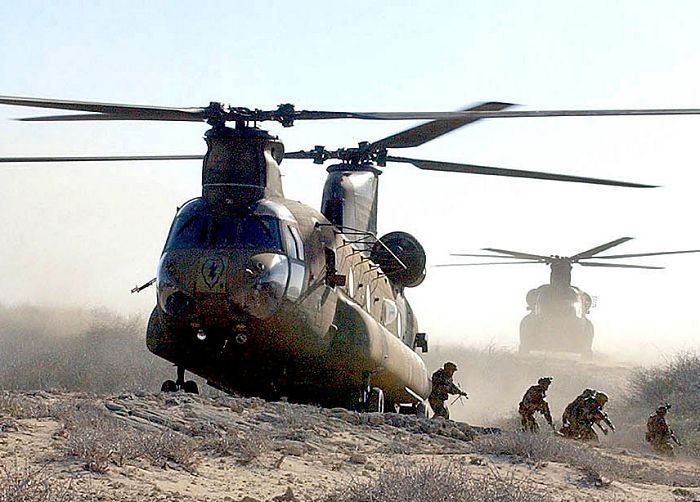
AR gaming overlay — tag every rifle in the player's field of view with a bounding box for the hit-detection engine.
[598,410,615,432]
[670,429,682,446]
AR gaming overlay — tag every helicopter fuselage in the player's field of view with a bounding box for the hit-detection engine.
[146,195,430,408]
[519,283,594,356]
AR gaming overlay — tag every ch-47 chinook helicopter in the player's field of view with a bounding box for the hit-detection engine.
[1,95,696,413]
[441,238,700,357]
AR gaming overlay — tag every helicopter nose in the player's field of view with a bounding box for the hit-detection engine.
[229,253,289,319]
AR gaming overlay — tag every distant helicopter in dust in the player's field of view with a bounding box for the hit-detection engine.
[440,238,700,357]
[2,94,697,412]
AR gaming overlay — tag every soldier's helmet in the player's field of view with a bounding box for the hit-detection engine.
[444,362,458,371]
[594,392,609,406]
[657,404,670,414]
[582,388,596,397]
[538,377,553,387]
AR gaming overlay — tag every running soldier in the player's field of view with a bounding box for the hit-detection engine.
[518,377,554,432]
[428,362,467,419]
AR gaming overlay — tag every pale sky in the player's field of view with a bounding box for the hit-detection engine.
[1,1,700,361]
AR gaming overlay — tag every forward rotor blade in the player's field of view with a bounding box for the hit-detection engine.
[368,102,513,151]
[578,261,664,269]
[283,150,317,159]
[0,95,207,121]
[592,249,700,259]
[434,261,542,267]
[0,155,203,163]
[386,156,657,188]
[17,113,202,122]
[482,248,550,261]
[570,237,633,260]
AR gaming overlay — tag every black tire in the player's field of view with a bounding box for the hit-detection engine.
[161,380,177,393]
[183,380,199,394]
[415,402,428,419]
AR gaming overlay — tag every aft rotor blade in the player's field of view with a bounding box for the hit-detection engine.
[591,249,700,259]
[368,102,514,151]
[386,156,657,188]
[570,237,633,260]
[0,95,206,121]
[450,253,543,260]
[578,261,664,269]
[396,107,700,119]
[0,155,203,163]
[434,261,542,267]
[481,248,550,261]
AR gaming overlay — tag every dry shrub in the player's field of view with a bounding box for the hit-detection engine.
[621,351,700,459]
[198,424,271,464]
[475,431,700,487]
[0,393,52,419]
[0,305,170,393]
[320,461,547,502]
[57,400,196,473]
[0,461,78,502]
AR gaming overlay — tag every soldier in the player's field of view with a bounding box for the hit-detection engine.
[646,404,680,456]
[518,377,554,432]
[575,391,615,442]
[428,362,467,419]
[560,388,596,438]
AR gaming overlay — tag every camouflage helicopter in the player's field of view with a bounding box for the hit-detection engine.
[1,95,694,413]
[441,238,700,357]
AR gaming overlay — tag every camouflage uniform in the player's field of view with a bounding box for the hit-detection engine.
[518,377,553,433]
[428,363,466,419]
[560,389,595,438]
[646,406,675,456]
[567,392,614,442]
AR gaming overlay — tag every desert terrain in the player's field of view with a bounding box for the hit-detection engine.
[1,305,699,501]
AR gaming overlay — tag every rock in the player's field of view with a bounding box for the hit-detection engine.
[349,453,368,464]
[364,462,378,471]
[469,456,485,466]
[281,440,305,457]
[272,487,298,501]
[366,413,385,426]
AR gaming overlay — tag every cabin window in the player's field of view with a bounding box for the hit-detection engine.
[381,299,398,327]
[290,226,304,259]
[284,225,300,259]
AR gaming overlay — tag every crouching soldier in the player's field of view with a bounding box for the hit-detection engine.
[646,404,680,457]
[518,377,554,432]
[428,362,467,419]
[576,391,615,442]
[560,388,596,438]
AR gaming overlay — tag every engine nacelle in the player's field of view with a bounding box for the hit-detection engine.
[370,231,426,288]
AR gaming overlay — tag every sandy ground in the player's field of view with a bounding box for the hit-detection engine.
[1,391,699,501]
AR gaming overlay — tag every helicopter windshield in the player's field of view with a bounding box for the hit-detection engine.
[165,202,282,251]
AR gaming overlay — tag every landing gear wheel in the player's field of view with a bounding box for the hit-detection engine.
[161,380,177,393]
[183,380,199,394]
[415,402,428,419]
[366,387,384,413]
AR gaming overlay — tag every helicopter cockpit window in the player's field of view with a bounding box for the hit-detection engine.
[166,206,282,251]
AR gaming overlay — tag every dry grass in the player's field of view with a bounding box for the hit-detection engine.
[319,461,548,502]
[57,400,197,473]
[475,431,700,487]
[0,305,170,394]
[0,461,80,502]
[618,351,700,459]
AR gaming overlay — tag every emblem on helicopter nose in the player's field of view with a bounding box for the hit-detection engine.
[197,256,227,292]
